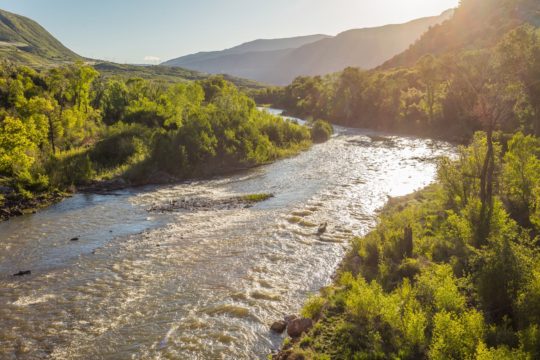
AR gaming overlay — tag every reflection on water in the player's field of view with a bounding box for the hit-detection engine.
[0,110,455,359]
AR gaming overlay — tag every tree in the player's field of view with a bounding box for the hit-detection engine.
[0,116,36,180]
[417,55,444,125]
[100,80,129,125]
[502,132,540,226]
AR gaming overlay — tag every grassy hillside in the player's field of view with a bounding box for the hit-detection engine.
[0,8,80,66]
[381,0,540,69]
[0,9,264,90]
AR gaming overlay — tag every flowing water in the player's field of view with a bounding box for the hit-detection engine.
[0,110,455,359]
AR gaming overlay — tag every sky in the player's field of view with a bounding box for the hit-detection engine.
[0,0,460,64]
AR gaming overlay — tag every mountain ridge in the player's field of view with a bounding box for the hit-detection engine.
[163,34,330,68]
[380,0,540,69]
[0,8,80,65]
[0,8,265,89]
[164,10,454,85]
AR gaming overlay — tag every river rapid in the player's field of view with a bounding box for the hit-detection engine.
[0,109,455,359]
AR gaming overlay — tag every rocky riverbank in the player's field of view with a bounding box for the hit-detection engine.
[0,189,67,222]
[269,190,424,360]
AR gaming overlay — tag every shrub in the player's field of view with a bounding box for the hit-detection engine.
[301,295,326,320]
[310,120,333,143]
[429,310,485,360]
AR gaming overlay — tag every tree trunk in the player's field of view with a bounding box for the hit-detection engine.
[477,116,494,248]
[48,116,56,154]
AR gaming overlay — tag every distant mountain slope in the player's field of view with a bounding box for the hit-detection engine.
[163,10,453,85]
[93,62,266,89]
[381,0,540,69]
[0,8,80,65]
[168,34,331,68]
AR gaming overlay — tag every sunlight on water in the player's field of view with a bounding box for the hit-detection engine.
[0,111,455,359]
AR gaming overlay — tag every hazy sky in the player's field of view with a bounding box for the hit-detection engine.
[0,0,459,64]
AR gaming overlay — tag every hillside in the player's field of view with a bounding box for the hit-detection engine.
[93,62,266,89]
[163,10,453,85]
[0,8,264,89]
[381,0,540,69]
[0,8,80,66]
[165,34,330,68]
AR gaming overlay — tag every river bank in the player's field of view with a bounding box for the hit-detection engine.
[270,188,429,359]
[271,133,540,359]
[0,190,68,222]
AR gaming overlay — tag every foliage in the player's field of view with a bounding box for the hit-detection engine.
[310,120,333,143]
[301,295,326,320]
[242,193,274,203]
[284,131,540,359]
[0,63,312,201]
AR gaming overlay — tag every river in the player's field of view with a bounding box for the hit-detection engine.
[0,109,455,359]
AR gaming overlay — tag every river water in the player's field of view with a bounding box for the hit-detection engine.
[0,109,455,359]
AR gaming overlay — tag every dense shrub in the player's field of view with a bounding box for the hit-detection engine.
[310,120,333,143]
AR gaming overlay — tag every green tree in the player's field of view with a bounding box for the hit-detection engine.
[502,132,540,226]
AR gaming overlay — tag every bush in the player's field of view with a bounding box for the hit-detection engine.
[301,295,326,320]
[310,120,333,143]
[429,310,485,360]
[90,126,150,171]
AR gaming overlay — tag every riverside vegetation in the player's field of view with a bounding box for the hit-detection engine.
[267,0,540,359]
[278,132,540,359]
[0,62,318,219]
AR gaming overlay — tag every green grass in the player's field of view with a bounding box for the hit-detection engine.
[242,193,274,203]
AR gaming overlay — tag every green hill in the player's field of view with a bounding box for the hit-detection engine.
[0,8,264,89]
[0,8,80,66]
[381,0,540,69]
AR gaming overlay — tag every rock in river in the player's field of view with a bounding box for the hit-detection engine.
[13,270,31,277]
[287,318,313,338]
[284,314,298,324]
[270,320,287,334]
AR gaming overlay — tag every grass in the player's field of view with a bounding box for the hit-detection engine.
[242,193,274,203]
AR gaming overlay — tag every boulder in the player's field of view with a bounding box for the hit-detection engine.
[287,318,313,338]
[270,320,287,334]
[317,222,327,235]
[284,314,298,324]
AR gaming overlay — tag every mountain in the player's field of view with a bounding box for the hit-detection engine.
[381,0,540,69]
[0,8,81,66]
[163,10,454,85]
[0,8,263,89]
[170,34,331,67]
